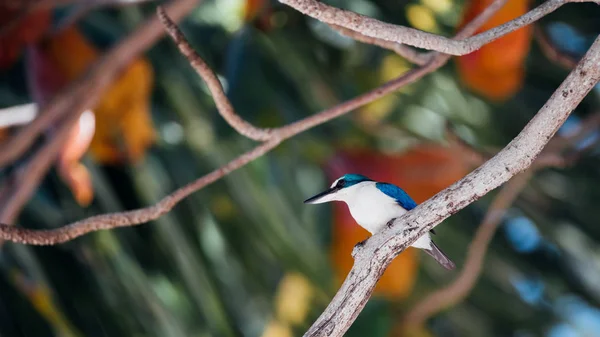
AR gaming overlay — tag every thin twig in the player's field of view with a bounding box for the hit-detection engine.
[157,8,274,141]
[279,0,599,56]
[273,0,510,137]
[0,139,281,244]
[0,0,201,167]
[0,48,442,241]
[0,0,507,243]
[158,8,434,140]
[328,24,430,65]
[302,35,600,337]
[535,25,579,69]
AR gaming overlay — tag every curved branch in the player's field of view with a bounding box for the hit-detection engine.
[302,36,600,337]
[274,0,508,140]
[0,0,507,244]
[0,0,201,167]
[157,7,432,140]
[279,0,598,56]
[158,0,508,141]
[0,56,442,243]
[157,7,274,141]
[0,139,281,244]
[535,25,579,69]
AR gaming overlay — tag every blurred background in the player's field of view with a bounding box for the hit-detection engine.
[0,0,600,336]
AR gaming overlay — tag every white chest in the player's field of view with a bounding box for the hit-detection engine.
[342,183,408,234]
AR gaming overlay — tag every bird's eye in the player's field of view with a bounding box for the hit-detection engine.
[336,179,345,188]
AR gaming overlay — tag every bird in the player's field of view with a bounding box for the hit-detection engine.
[304,173,455,270]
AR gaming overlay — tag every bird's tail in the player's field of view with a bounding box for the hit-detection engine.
[424,242,455,270]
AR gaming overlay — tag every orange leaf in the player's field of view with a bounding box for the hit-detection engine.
[45,27,156,164]
[326,145,470,299]
[0,7,50,69]
[56,111,96,206]
[456,0,532,101]
[90,57,155,164]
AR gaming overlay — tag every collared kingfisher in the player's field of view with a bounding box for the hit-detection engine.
[304,173,455,270]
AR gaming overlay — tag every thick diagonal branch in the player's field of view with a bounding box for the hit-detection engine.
[302,35,600,337]
[401,113,600,326]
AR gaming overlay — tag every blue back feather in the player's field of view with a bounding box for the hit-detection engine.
[375,182,417,211]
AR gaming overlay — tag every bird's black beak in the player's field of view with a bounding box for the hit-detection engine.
[304,186,340,204]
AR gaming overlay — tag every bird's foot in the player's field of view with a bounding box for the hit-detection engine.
[386,217,398,229]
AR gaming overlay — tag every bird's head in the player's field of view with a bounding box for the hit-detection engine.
[304,173,372,204]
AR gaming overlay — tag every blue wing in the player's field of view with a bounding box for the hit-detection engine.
[376,182,436,234]
[375,182,417,211]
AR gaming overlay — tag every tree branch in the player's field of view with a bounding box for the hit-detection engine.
[401,113,600,326]
[266,0,506,140]
[157,6,433,140]
[0,139,281,244]
[0,0,201,167]
[0,0,507,243]
[0,1,594,335]
[302,35,600,337]
[279,0,599,56]
[157,8,274,141]
[328,24,430,66]
[535,25,579,69]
